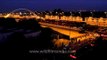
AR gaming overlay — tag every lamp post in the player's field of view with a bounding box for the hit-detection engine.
[90,12,93,17]
[70,12,72,16]
[104,12,107,27]
[70,12,73,21]
[69,12,72,41]
[104,12,107,18]
[79,12,81,17]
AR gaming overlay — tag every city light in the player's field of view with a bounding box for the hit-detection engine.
[0,0,107,59]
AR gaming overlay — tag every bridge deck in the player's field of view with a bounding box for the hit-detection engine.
[39,22,85,38]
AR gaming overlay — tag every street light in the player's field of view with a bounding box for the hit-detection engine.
[19,12,22,15]
[104,12,107,27]
[104,12,107,18]
[56,12,58,14]
[79,12,81,17]
[50,11,52,14]
[69,12,72,41]
[90,12,93,17]
[70,12,72,16]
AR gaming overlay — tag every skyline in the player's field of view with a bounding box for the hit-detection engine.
[1,0,107,12]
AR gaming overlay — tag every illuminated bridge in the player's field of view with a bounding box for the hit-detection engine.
[4,8,44,20]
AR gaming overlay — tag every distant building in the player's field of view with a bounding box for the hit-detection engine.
[45,15,107,27]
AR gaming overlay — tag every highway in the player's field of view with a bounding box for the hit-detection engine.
[40,22,99,41]
[40,22,85,38]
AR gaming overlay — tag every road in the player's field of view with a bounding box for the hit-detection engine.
[40,22,85,38]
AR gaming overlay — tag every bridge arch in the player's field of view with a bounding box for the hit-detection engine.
[4,8,38,18]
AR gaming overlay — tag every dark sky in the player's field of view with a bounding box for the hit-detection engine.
[0,0,107,12]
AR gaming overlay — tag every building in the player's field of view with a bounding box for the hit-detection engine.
[45,15,107,27]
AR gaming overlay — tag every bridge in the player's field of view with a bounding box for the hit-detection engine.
[3,8,44,20]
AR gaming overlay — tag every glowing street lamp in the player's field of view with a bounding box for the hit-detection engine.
[79,12,81,17]
[70,12,72,16]
[19,12,22,15]
[56,12,58,14]
[104,12,107,18]
[49,11,52,14]
[90,12,93,17]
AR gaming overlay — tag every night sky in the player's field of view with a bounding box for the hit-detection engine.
[0,0,107,12]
